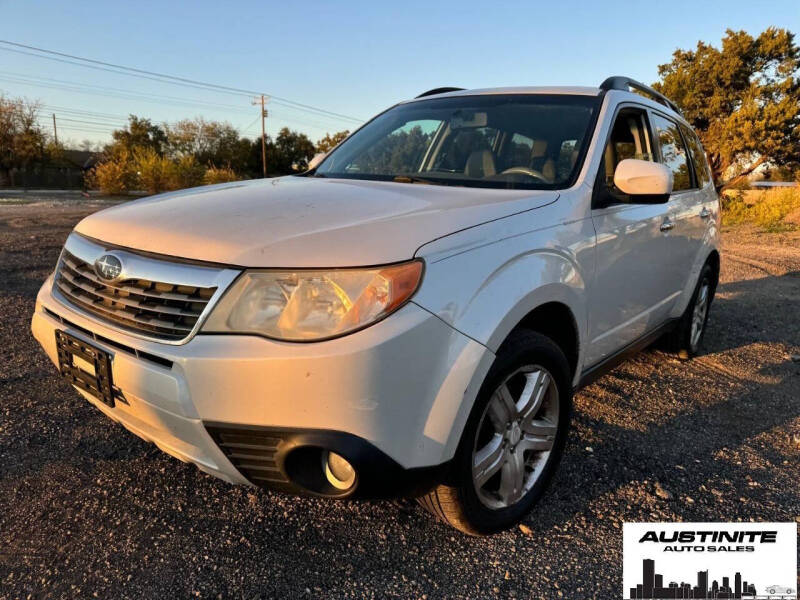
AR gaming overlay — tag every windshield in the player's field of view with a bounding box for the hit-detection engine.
[313,94,600,189]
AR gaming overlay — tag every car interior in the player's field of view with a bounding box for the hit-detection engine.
[319,95,599,188]
[416,105,592,185]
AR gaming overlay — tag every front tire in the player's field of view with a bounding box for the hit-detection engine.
[417,330,572,535]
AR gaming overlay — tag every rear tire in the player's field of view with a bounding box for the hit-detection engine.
[417,330,572,535]
[666,263,715,358]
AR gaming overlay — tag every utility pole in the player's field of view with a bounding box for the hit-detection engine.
[52,113,58,146]
[251,95,269,177]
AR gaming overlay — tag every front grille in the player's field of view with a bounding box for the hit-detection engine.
[205,425,288,484]
[55,249,217,341]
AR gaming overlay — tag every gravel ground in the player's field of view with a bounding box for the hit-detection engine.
[1,201,798,599]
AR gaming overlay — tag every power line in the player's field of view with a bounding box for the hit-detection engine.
[52,116,126,127]
[1,71,356,133]
[39,123,115,135]
[0,71,255,114]
[1,45,352,127]
[40,105,132,122]
[37,118,116,131]
[0,40,365,123]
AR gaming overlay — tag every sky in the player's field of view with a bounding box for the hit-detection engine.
[1,0,798,147]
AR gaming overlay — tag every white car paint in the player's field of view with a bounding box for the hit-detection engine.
[613,159,673,195]
[31,85,720,491]
[73,176,558,267]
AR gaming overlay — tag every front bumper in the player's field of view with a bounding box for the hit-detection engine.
[32,275,493,496]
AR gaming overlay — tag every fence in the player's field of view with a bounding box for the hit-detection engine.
[0,166,86,189]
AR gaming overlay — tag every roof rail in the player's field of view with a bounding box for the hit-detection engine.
[415,87,464,98]
[599,76,681,114]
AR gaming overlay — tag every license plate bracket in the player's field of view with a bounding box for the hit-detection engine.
[56,330,115,407]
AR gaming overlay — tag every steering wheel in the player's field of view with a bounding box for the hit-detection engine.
[500,167,549,182]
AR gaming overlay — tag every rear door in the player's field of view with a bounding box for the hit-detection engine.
[586,105,678,366]
[649,112,705,296]
[679,122,717,277]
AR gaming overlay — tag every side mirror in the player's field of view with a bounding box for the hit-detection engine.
[613,159,672,203]
[308,152,327,170]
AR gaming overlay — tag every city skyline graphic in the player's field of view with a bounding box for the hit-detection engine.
[629,558,759,599]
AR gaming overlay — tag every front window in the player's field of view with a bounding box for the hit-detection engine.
[313,94,600,189]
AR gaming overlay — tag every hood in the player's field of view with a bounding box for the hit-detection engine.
[75,177,558,267]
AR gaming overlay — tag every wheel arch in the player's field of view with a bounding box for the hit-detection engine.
[706,249,720,297]
[506,301,580,380]
[672,246,722,319]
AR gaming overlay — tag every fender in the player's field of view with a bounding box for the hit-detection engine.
[412,207,594,460]
[413,205,591,361]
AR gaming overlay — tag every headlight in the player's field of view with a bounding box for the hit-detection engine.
[202,260,423,341]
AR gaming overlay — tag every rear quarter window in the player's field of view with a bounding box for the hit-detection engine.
[680,124,712,188]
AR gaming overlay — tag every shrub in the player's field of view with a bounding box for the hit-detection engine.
[727,178,751,191]
[171,155,206,189]
[204,166,239,185]
[134,148,174,194]
[89,152,137,195]
[722,187,800,231]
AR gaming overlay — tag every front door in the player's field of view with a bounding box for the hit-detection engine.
[586,106,680,366]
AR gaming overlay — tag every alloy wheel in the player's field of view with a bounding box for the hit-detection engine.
[690,279,710,350]
[471,365,559,509]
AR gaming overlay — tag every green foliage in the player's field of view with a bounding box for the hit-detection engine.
[266,127,316,174]
[0,95,48,180]
[171,154,206,189]
[94,114,319,182]
[203,166,240,185]
[722,187,800,231]
[106,115,168,157]
[133,148,174,194]
[89,150,137,195]
[350,125,433,174]
[316,130,350,154]
[166,118,251,168]
[654,28,800,189]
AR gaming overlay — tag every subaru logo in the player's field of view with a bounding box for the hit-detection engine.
[94,254,123,281]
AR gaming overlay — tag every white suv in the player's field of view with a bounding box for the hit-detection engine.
[31,77,720,534]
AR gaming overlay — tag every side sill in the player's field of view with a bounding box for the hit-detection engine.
[575,318,678,391]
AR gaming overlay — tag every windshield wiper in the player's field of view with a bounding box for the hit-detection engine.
[392,175,442,185]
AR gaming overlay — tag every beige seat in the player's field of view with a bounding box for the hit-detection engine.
[542,159,556,182]
[465,150,496,178]
[532,140,556,182]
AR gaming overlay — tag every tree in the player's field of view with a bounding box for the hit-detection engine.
[89,150,137,195]
[348,125,433,175]
[106,115,168,157]
[165,117,249,167]
[0,95,48,183]
[654,28,800,190]
[316,130,350,154]
[267,127,316,174]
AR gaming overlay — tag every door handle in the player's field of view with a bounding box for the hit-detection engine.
[660,220,675,232]
[699,207,711,219]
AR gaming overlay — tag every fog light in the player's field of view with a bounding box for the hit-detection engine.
[322,451,356,490]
